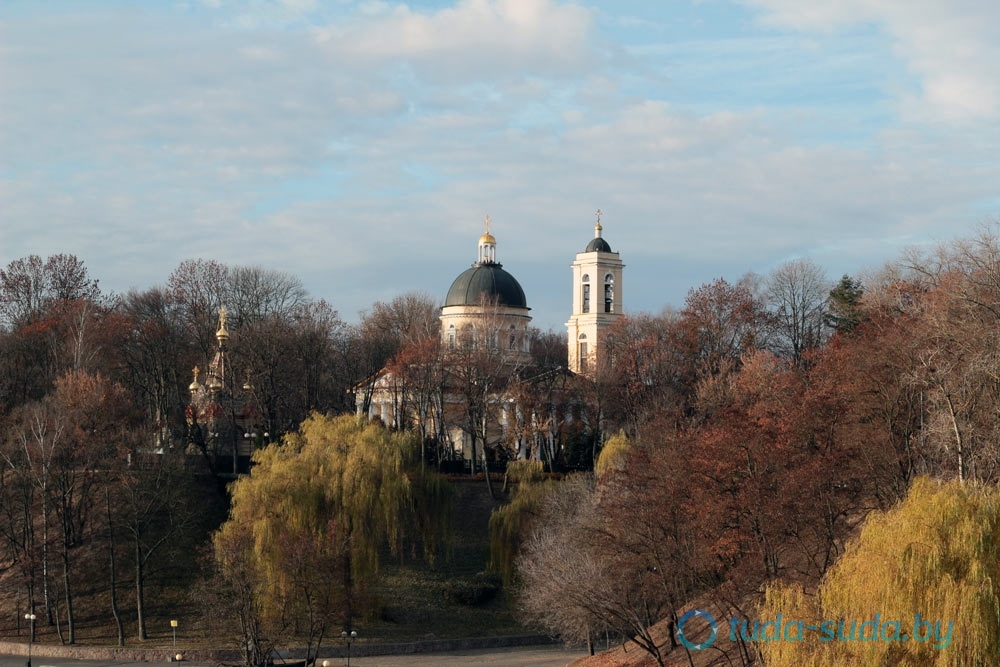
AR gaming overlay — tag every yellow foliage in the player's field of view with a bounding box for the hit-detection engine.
[506,459,545,486]
[489,460,552,583]
[759,477,1000,666]
[595,430,631,477]
[213,413,451,623]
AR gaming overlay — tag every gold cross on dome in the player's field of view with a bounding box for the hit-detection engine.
[595,209,602,225]
[484,214,491,235]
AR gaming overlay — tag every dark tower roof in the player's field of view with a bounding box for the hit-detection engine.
[585,236,613,253]
[585,211,613,253]
[444,263,529,309]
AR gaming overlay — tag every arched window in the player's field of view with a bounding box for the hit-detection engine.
[604,273,614,313]
[460,323,476,348]
[508,324,517,350]
[578,333,589,372]
[582,274,591,313]
[447,324,456,348]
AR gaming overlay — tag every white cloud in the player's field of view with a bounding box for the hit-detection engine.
[741,0,1000,122]
[1,2,999,330]
[311,0,596,80]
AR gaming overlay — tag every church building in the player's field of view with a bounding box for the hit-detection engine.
[183,213,626,472]
[359,212,625,467]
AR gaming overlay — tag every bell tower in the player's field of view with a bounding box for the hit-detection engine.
[566,210,624,375]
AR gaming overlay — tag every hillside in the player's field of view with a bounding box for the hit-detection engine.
[0,474,534,650]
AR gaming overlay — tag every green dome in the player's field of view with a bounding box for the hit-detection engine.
[444,263,528,309]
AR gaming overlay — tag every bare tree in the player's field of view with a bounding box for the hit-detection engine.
[0,254,101,328]
[442,296,530,488]
[766,258,830,360]
[518,475,605,650]
[167,259,229,362]
[361,292,439,346]
[116,454,198,640]
[518,469,685,667]
[226,265,309,326]
[351,293,440,417]
[118,288,193,449]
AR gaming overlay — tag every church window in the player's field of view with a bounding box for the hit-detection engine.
[604,273,614,313]
[578,334,589,373]
[582,274,591,313]
[508,325,517,350]
[460,323,476,348]
[447,324,456,348]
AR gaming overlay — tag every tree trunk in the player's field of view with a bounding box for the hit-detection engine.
[943,394,966,482]
[136,539,147,639]
[343,534,354,632]
[106,488,124,647]
[42,493,53,626]
[468,421,478,475]
[62,550,74,643]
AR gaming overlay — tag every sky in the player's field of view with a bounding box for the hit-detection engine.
[2,0,999,332]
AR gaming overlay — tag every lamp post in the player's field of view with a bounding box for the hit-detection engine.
[340,630,357,667]
[171,619,178,648]
[25,612,36,667]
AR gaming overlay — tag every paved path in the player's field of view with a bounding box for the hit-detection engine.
[0,645,590,667]
[324,645,588,666]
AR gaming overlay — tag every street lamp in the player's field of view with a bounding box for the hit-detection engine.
[171,619,178,648]
[25,612,36,667]
[340,630,357,667]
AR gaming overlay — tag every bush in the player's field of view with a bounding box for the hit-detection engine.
[443,572,502,607]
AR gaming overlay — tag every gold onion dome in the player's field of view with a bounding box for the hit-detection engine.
[479,214,496,246]
[188,366,202,393]
[215,307,230,344]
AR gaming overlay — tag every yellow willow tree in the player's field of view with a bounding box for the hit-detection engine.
[593,430,632,477]
[758,477,1000,667]
[489,459,548,584]
[212,413,451,666]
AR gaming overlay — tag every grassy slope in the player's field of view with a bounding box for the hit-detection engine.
[363,476,531,642]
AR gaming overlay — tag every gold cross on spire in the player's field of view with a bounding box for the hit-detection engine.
[595,208,602,225]
[484,214,491,235]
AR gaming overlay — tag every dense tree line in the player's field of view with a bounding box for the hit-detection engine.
[0,255,430,644]
[515,226,1000,666]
